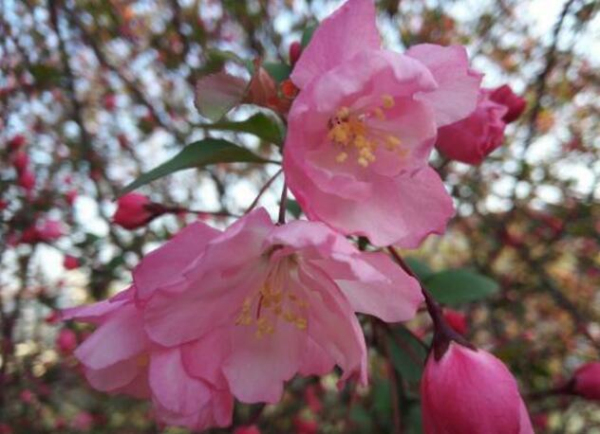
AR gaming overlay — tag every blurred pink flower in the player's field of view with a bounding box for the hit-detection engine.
[284,0,481,247]
[144,208,422,403]
[71,411,94,432]
[37,219,64,242]
[571,362,600,400]
[56,328,78,354]
[18,170,35,191]
[63,255,80,270]
[421,342,533,434]
[435,88,507,165]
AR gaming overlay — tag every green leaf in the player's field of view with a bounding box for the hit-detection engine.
[301,23,318,48]
[120,138,274,195]
[204,113,285,145]
[387,325,427,383]
[423,269,500,306]
[286,199,302,218]
[404,257,434,280]
[262,62,292,83]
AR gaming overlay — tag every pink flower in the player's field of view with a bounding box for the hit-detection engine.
[113,193,162,230]
[284,0,481,247]
[56,328,78,354]
[18,170,35,191]
[8,134,26,151]
[12,151,29,172]
[37,219,64,242]
[63,223,236,431]
[63,255,80,270]
[421,342,533,434]
[489,84,527,123]
[143,209,422,403]
[435,88,507,165]
[571,362,600,400]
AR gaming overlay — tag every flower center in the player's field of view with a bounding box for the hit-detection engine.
[327,94,407,167]
[235,258,309,339]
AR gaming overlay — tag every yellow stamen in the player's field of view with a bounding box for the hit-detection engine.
[382,94,395,109]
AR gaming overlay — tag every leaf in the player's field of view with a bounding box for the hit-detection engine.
[423,269,500,306]
[301,23,318,48]
[262,62,292,83]
[404,256,434,280]
[205,113,285,145]
[286,199,302,218]
[120,139,274,195]
[386,325,427,383]
[194,71,248,122]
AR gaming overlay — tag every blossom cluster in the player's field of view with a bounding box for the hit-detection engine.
[64,0,534,432]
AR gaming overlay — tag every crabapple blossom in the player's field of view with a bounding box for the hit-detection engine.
[284,0,481,246]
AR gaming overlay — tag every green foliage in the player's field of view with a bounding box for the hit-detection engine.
[286,199,302,218]
[204,113,285,146]
[386,325,428,383]
[423,269,500,306]
[262,62,292,83]
[301,23,318,48]
[120,139,274,195]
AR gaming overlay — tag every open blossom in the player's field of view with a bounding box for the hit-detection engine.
[143,208,423,403]
[284,0,481,247]
[421,342,533,434]
[63,285,233,431]
[435,88,508,165]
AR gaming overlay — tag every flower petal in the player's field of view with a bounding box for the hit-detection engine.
[291,0,380,88]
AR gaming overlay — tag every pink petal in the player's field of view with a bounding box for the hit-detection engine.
[406,44,483,127]
[326,251,423,322]
[84,358,141,392]
[149,348,212,416]
[74,304,147,370]
[181,328,231,388]
[291,0,380,88]
[61,288,132,324]
[296,264,367,384]
[223,319,306,404]
[134,222,221,300]
[519,399,535,434]
[299,338,336,376]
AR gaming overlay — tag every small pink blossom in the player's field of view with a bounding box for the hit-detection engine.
[143,208,422,403]
[12,151,29,172]
[37,219,64,242]
[56,328,78,354]
[571,362,600,400]
[284,0,481,247]
[421,342,533,434]
[8,134,26,151]
[435,88,507,165]
[18,170,36,191]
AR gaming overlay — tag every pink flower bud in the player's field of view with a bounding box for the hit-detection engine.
[56,328,78,354]
[289,41,302,66]
[443,309,468,335]
[13,151,29,173]
[113,193,160,229]
[63,255,80,270]
[18,170,35,191]
[8,135,26,151]
[65,189,78,206]
[490,85,527,124]
[421,342,533,434]
[435,89,507,165]
[571,362,600,400]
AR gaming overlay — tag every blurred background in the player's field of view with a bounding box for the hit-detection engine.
[1,0,600,432]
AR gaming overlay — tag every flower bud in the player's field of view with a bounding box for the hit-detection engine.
[113,193,163,229]
[435,89,507,165]
[289,41,302,66]
[443,309,468,335]
[489,85,527,123]
[8,135,26,152]
[571,362,600,400]
[56,328,78,354]
[18,170,35,191]
[37,219,64,242]
[63,255,80,270]
[421,342,533,434]
[12,151,29,173]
